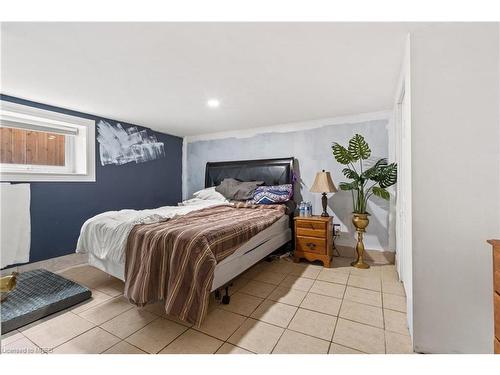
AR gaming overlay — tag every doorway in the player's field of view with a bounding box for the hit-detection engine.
[393,36,413,339]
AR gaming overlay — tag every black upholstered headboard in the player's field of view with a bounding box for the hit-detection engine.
[205,157,296,234]
[205,157,295,190]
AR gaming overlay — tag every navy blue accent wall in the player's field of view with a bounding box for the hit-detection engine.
[1,94,183,264]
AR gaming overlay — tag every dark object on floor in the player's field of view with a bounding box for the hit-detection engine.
[221,286,231,304]
[215,285,231,305]
[0,269,91,334]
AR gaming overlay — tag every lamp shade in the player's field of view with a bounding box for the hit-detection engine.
[310,170,337,193]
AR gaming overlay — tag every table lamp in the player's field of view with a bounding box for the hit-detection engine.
[310,170,337,217]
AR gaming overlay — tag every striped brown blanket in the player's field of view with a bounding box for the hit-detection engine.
[124,203,286,326]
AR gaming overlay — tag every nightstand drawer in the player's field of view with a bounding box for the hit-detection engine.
[296,236,326,254]
[296,220,326,230]
[296,227,326,238]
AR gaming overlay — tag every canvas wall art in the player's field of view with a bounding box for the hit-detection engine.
[96,120,165,166]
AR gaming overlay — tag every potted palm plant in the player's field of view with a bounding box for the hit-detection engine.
[332,134,397,269]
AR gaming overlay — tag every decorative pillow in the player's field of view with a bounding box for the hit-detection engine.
[251,184,293,205]
[192,186,228,202]
[215,178,264,200]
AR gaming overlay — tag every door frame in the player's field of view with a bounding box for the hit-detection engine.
[389,34,414,340]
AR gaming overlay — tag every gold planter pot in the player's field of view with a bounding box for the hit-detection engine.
[351,213,370,269]
[0,272,18,302]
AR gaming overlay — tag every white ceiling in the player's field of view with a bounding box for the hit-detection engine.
[1,23,423,137]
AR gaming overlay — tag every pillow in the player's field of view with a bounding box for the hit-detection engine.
[251,184,293,205]
[215,178,264,200]
[192,186,228,202]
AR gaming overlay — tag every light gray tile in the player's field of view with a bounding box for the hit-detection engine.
[382,279,406,296]
[267,286,307,307]
[195,308,246,341]
[253,270,287,285]
[23,312,94,350]
[348,274,381,292]
[250,300,298,328]
[385,331,414,354]
[1,336,44,354]
[332,318,385,354]
[159,329,223,354]
[344,286,382,307]
[383,293,407,313]
[339,299,384,328]
[78,296,134,325]
[317,268,349,285]
[384,309,410,335]
[228,318,284,354]
[215,343,254,354]
[300,292,342,316]
[125,318,188,353]
[329,343,364,354]
[103,341,146,354]
[239,280,277,299]
[52,327,120,354]
[100,308,157,339]
[279,275,315,292]
[288,264,322,279]
[288,308,336,341]
[309,280,346,298]
[273,330,329,354]
[218,292,263,317]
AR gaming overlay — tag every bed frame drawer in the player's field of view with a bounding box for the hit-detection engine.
[296,236,326,255]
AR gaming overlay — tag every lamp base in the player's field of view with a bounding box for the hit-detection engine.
[321,193,329,217]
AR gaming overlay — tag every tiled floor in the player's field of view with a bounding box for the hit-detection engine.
[0,256,413,354]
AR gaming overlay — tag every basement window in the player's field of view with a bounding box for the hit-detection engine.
[0,101,95,182]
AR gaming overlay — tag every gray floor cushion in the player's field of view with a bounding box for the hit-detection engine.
[1,269,91,334]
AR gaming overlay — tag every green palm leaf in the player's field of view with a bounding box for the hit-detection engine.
[342,168,359,180]
[348,134,371,161]
[332,143,353,165]
[361,158,388,180]
[339,181,358,191]
[372,186,390,200]
[373,163,398,188]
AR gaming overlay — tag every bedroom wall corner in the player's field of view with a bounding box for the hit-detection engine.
[182,136,188,201]
[0,94,184,267]
[184,112,393,253]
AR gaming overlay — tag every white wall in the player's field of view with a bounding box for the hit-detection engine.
[184,112,394,252]
[410,23,500,353]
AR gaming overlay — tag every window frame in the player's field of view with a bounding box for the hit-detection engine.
[0,101,95,182]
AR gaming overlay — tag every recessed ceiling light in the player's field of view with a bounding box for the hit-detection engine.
[206,99,220,108]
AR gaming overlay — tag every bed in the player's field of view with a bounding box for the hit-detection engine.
[77,157,295,325]
[204,157,295,290]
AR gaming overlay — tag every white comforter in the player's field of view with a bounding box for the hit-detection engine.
[76,199,228,264]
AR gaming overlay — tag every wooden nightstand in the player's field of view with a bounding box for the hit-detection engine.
[293,215,333,267]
